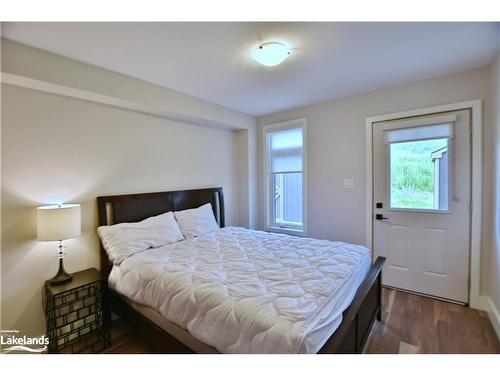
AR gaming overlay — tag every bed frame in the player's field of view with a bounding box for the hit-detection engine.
[97,187,385,354]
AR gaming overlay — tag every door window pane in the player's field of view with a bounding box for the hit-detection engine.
[390,138,448,210]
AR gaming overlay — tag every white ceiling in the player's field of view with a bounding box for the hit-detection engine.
[2,22,498,116]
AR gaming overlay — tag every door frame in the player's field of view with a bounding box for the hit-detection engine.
[365,99,485,310]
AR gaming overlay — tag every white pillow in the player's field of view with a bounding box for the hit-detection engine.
[98,211,184,265]
[174,203,219,239]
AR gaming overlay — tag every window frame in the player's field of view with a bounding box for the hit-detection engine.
[263,118,308,235]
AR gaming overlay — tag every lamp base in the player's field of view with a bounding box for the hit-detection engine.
[48,271,73,286]
[48,242,73,286]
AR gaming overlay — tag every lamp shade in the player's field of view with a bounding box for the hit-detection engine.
[37,204,81,241]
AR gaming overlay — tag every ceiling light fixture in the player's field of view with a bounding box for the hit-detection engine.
[251,42,292,67]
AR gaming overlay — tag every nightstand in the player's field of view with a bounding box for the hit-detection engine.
[43,268,111,353]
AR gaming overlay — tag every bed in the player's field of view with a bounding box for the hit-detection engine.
[97,187,385,354]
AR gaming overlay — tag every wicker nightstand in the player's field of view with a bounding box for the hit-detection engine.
[43,268,111,353]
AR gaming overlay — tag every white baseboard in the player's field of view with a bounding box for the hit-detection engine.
[487,297,500,340]
[471,295,489,311]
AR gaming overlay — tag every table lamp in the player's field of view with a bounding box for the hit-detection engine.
[37,204,81,285]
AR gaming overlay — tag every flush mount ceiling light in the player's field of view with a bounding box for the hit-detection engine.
[251,42,292,67]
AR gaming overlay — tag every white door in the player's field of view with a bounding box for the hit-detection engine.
[372,110,471,303]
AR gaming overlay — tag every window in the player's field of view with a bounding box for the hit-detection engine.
[385,122,453,211]
[264,119,306,233]
[390,138,448,210]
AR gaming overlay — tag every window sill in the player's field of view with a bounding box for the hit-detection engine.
[265,226,307,237]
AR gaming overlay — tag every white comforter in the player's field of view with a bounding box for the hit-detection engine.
[108,226,371,353]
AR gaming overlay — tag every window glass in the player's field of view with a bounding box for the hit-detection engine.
[390,138,448,210]
[273,172,303,227]
[269,128,303,173]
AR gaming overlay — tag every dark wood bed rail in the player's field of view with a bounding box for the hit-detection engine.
[318,256,385,353]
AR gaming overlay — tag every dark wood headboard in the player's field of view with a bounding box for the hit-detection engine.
[96,187,224,277]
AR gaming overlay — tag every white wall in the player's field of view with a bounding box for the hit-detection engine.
[0,40,256,337]
[258,66,494,295]
[1,39,255,130]
[236,126,258,229]
[487,37,500,332]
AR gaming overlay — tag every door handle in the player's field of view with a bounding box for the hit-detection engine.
[375,214,389,220]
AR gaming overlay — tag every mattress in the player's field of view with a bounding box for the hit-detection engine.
[108,226,372,353]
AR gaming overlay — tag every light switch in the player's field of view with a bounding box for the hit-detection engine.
[343,178,354,189]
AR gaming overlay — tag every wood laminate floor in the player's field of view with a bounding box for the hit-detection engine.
[103,288,500,354]
[364,288,499,354]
